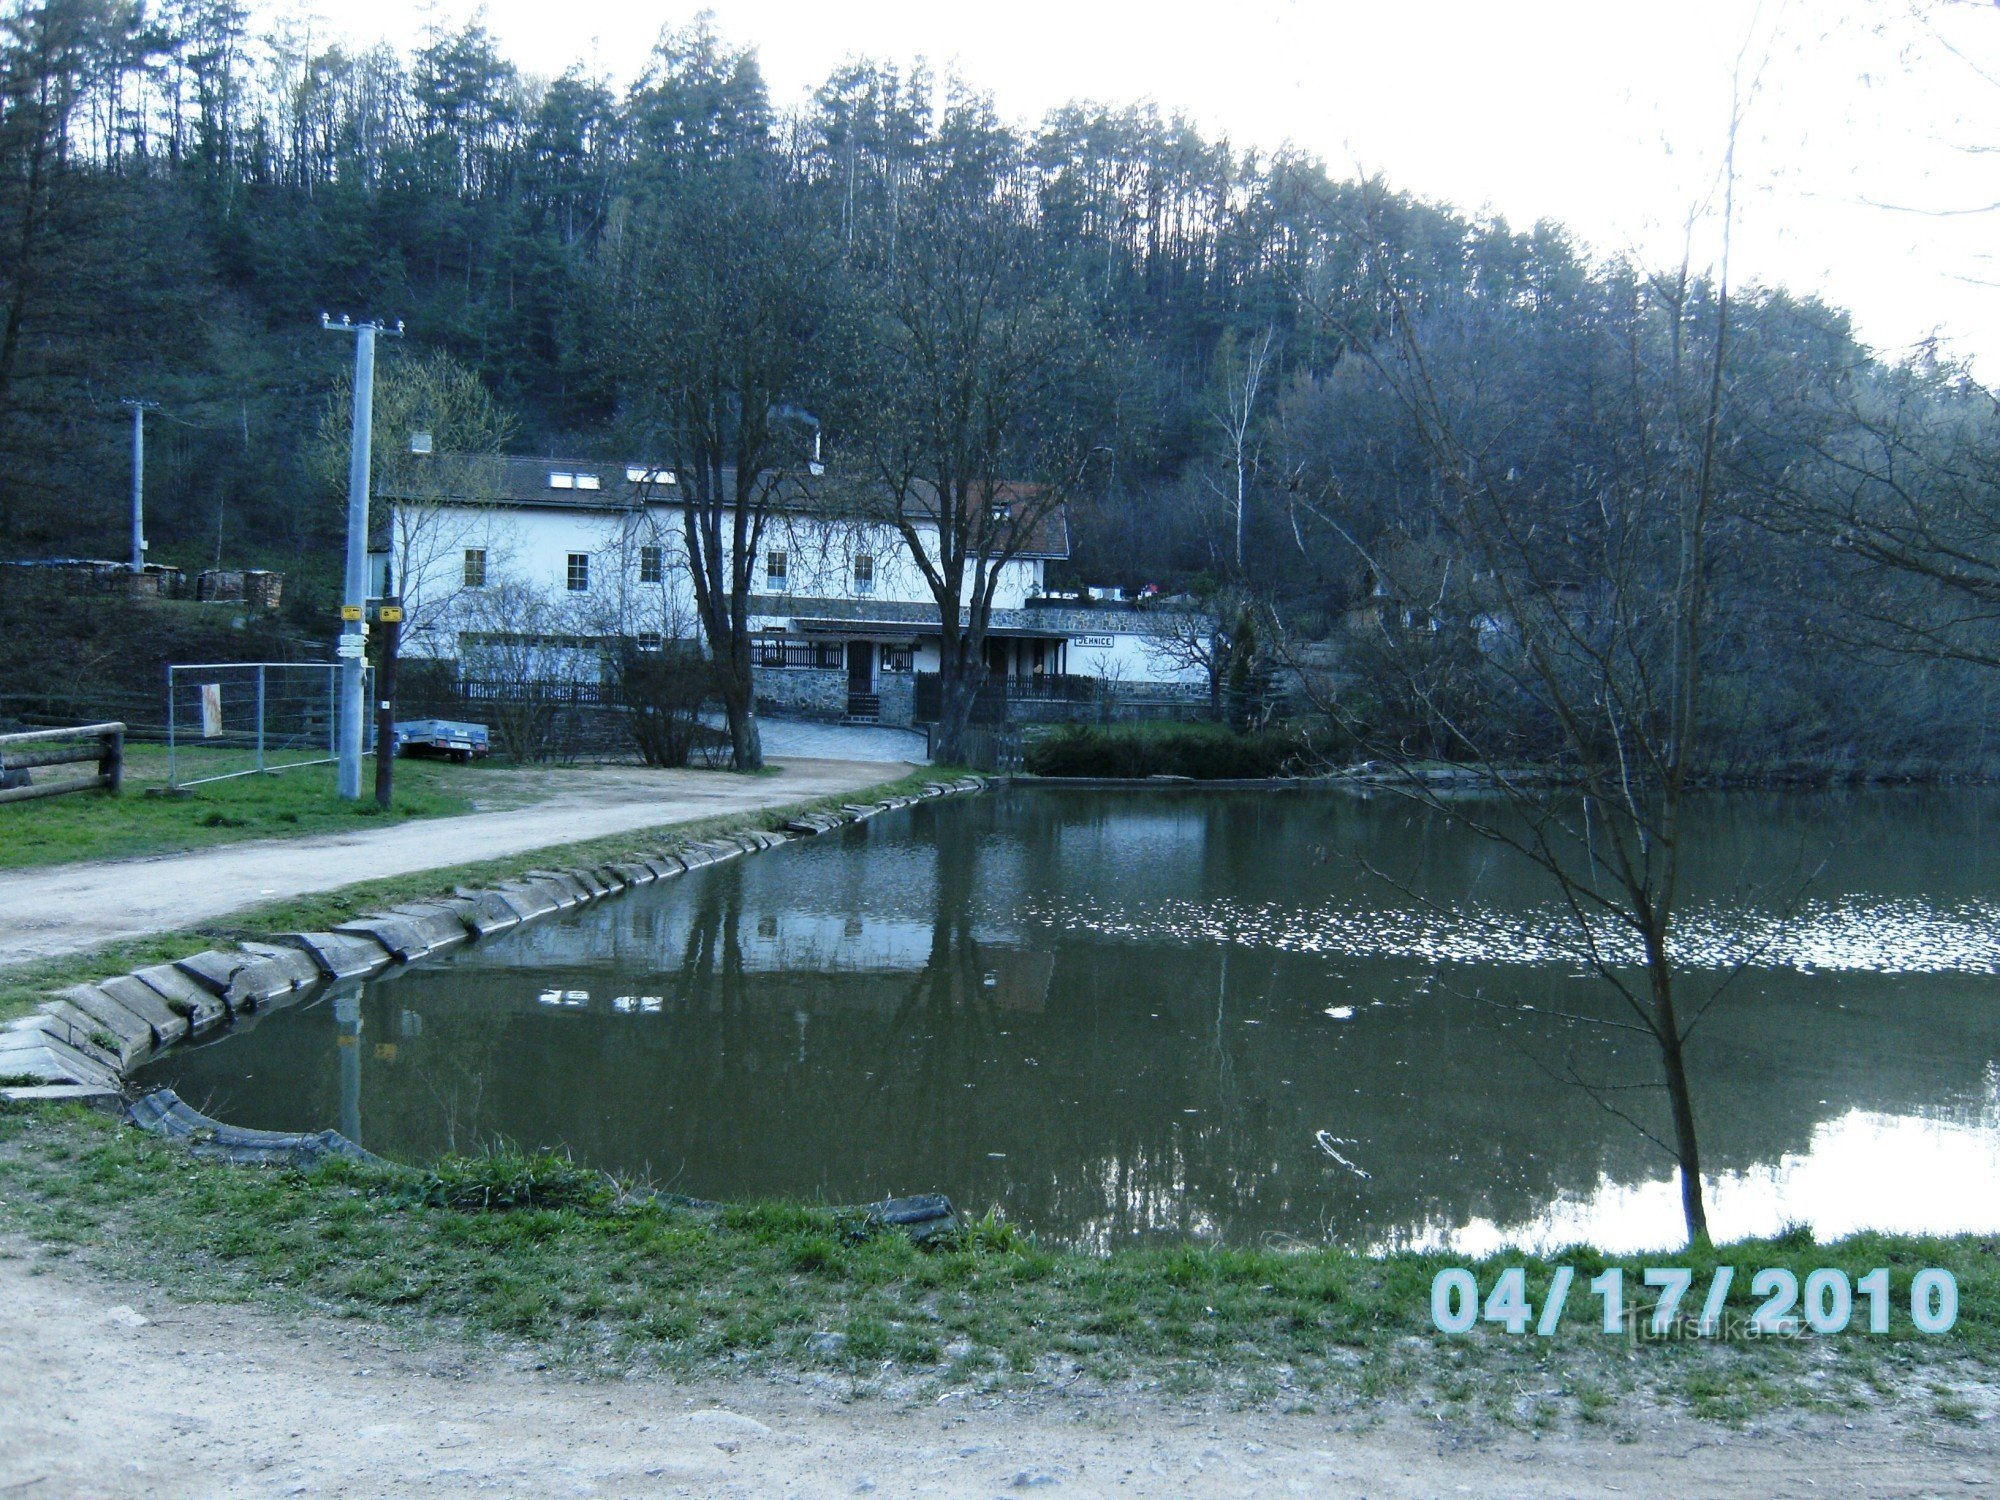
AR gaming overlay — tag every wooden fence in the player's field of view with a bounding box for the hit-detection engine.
[0,722,124,805]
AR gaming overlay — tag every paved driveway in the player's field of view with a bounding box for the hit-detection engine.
[753,717,929,763]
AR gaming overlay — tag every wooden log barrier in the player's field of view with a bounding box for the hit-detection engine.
[0,722,124,805]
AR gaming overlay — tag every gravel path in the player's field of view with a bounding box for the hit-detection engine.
[0,758,905,968]
[0,1254,1991,1498]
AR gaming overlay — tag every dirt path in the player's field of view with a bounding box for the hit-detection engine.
[0,1255,1990,1499]
[0,759,905,968]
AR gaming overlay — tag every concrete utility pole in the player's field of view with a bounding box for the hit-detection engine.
[320,314,404,800]
[121,399,157,574]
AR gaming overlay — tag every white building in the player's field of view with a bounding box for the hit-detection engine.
[372,456,1211,726]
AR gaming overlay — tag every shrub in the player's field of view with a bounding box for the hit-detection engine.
[618,641,716,768]
[1023,722,1309,779]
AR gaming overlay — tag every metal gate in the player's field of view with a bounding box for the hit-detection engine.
[166,661,371,789]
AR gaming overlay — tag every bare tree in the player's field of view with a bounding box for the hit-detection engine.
[1769,354,2000,674]
[1288,169,1750,1248]
[585,66,834,772]
[1141,600,1232,719]
[841,172,1102,764]
[1206,326,1278,576]
[312,349,516,660]
[454,577,601,765]
[587,505,716,768]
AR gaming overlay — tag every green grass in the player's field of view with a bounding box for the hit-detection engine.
[1,1104,1993,1422]
[0,764,959,1024]
[0,744,486,871]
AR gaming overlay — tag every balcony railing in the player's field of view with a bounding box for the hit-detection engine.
[914,672,1216,725]
[753,638,845,670]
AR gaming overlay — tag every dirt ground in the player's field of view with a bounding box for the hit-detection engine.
[0,1255,1992,1499]
[0,758,906,969]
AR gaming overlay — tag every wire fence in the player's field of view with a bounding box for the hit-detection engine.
[166,662,372,789]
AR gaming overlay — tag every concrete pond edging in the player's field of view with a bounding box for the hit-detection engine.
[0,776,992,1124]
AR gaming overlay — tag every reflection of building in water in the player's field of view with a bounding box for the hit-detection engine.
[521,945,1055,1018]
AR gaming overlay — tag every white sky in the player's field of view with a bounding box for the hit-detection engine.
[332,0,2000,371]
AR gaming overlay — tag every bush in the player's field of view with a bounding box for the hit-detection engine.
[618,641,716,768]
[1023,722,1309,779]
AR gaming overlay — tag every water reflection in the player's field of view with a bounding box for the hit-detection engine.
[145,789,2000,1252]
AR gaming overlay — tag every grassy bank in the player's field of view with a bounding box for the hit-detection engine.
[1,1105,1993,1427]
[0,744,488,872]
[0,764,954,1025]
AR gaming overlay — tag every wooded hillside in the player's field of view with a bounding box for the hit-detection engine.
[4,1,1996,771]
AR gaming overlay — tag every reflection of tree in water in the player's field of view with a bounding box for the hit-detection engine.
[396,994,505,1155]
[879,820,1010,1189]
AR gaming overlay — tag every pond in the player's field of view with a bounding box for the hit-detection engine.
[142,787,2000,1253]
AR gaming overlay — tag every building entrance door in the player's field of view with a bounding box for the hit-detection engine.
[845,641,878,720]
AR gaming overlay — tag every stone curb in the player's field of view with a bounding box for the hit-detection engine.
[1,776,991,1099]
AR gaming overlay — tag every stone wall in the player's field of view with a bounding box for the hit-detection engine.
[876,671,916,727]
[753,665,847,721]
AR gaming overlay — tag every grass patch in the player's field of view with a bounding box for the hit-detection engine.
[0,764,958,1024]
[1,1102,1994,1420]
[0,744,486,872]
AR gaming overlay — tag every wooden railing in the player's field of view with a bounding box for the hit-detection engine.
[0,722,124,805]
[754,639,845,670]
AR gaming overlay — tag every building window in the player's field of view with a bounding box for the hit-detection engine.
[567,553,590,592]
[634,631,663,653]
[852,554,874,593]
[765,551,788,589]
[549,471,574,489]
[463,548,487,588]
[639,545,664,584]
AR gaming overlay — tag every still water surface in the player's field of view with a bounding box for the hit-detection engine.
[145,788,2000,1252]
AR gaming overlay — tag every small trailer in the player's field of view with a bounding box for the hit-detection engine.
[392,719,490,763]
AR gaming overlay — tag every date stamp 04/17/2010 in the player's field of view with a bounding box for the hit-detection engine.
[1428,1266,1960,1339]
